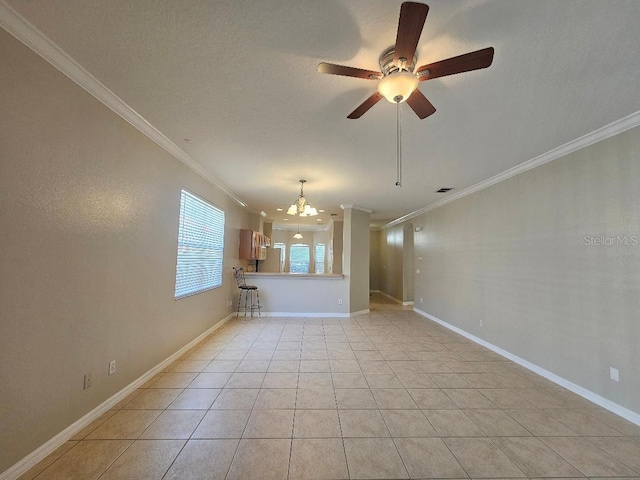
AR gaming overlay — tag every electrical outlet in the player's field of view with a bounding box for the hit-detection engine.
[418,256,423,261]
[109,360,116,375]
[338,298,343,305]
[420,298,423,304]
[83,372,92,390]
[416,269,420,274]
[610,367,620,382]
[479,319,484,328]
[226,300,233,307]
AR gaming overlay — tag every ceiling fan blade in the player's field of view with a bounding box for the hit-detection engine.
[405,90,436,119]
[317,62,382,80]
[416,47,495,81]
[347,92,384,119]
[393,2,429,67]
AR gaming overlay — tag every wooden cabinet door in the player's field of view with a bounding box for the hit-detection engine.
[239,229,271,260]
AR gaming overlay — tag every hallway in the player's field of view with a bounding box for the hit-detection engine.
[21,295,640,479]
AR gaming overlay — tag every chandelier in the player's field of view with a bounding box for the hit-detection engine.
[287,179,318,217]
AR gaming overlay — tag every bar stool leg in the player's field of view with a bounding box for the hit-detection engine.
[256,290,262,318]
[236,290,242,318]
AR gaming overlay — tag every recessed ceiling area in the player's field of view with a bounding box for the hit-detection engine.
[6,0,640,224]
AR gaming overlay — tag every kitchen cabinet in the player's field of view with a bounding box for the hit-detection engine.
[239,229,271,260]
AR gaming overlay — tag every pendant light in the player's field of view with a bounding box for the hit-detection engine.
[287,180,318,217]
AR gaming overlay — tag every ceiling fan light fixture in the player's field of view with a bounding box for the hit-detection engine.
[378,70,418,103]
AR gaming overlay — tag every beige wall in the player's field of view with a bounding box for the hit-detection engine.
[263,221,273,239]
[0,31,251,472]
[243,275,349,315]
[332,221,343,275]
[405,125,639,415]
[343,208,370,313]
[379,224,404,301]
[402,224,414,303]
[369,229,381,291]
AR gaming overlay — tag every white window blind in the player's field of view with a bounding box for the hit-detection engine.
[314,243,325,274]
[289,244,310,273]
[174,189,225,299]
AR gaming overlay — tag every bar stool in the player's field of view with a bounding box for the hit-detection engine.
[233,267,262,319]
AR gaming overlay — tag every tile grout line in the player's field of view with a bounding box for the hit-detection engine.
[224,319,269,480]
[23,303,640,480]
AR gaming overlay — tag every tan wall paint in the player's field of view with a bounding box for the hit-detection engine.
[406,126,639,415]
[402,224,414,303]
[332,221,343,275]
[0,31,251,471]
[380,225,404,301]
[243,275,349,315]
[369,230,381,291]
[263,221,273,239]
[343,208,370,313]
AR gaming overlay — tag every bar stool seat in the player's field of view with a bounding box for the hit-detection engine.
[233,267,262,319]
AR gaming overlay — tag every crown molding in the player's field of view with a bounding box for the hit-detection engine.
[0,1,248,210]
[385,109,640,229]
[340,204,373,213]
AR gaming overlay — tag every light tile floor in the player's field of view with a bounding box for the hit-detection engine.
[21,294,640,479]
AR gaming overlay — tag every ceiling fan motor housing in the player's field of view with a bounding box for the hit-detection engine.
[379,46,417,75]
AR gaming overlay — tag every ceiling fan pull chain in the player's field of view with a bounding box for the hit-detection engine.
[396,101,402,187]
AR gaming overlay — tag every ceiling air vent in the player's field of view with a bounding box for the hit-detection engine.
[436,187,454,193]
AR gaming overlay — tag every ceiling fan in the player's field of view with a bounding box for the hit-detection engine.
[317,2,494,119]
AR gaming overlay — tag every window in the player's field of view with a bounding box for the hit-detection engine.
[273,242,286,271]
[289,243,310,273]
[174,189,225,299]
[314,243,325,274]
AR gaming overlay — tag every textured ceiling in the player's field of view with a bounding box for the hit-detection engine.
[6,0,640,225]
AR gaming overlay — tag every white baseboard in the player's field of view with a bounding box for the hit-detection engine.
[402,301,415,306]
[376,291,402,304]
[242,310,369,318]
[413,307,640,427]
[1,313,234,480]
[239,311,342,318]
[369,290,380,293]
